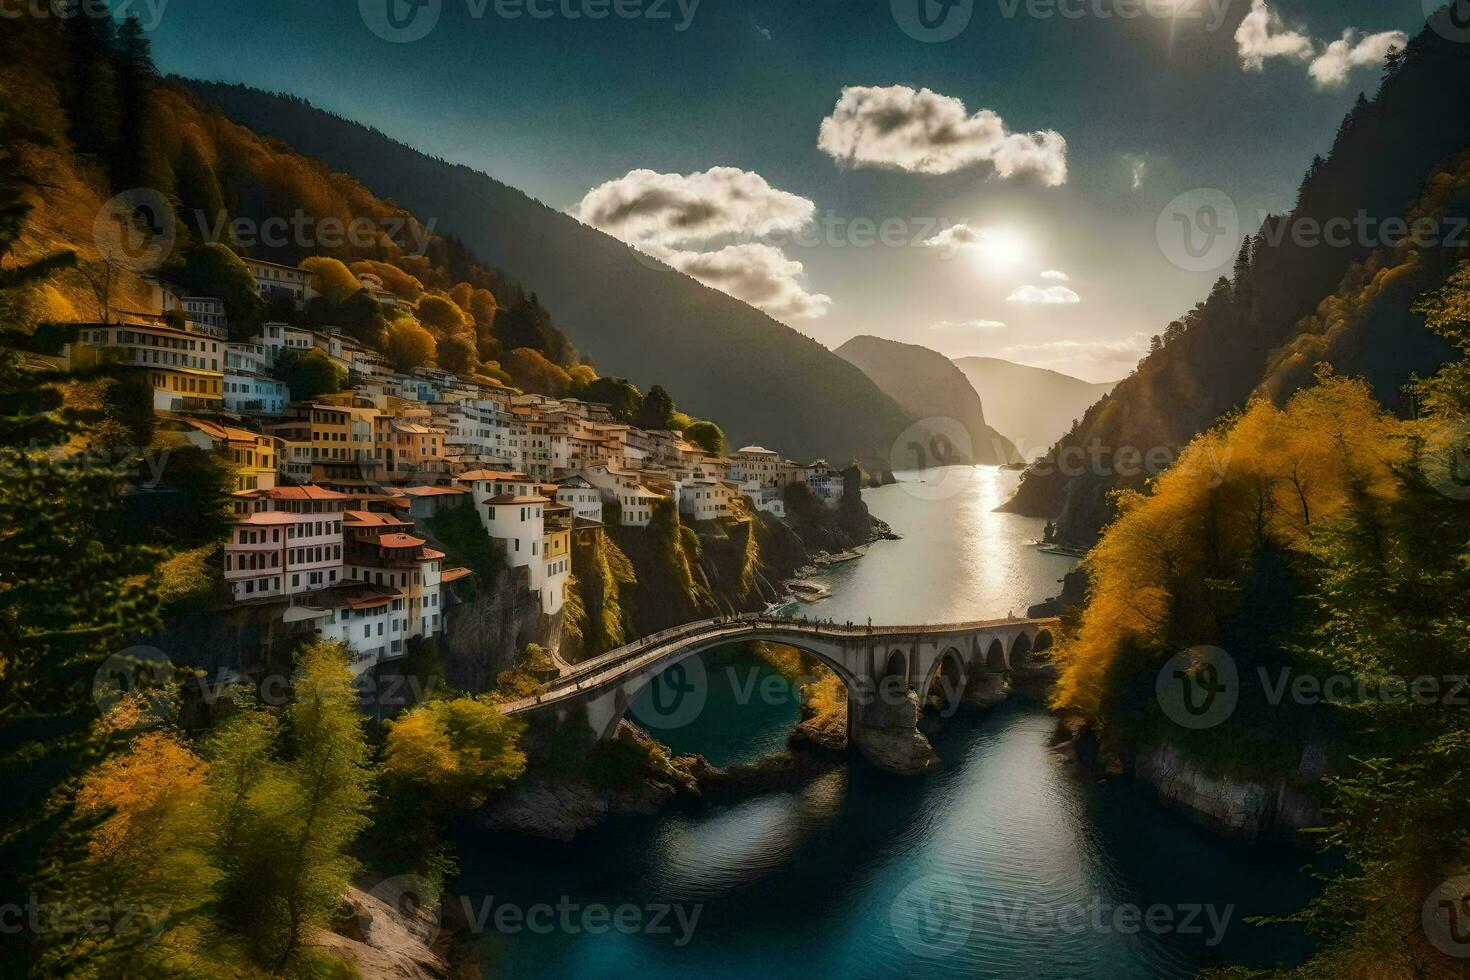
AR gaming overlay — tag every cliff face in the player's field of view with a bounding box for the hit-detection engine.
[1131,742,1326,842]
[836,336,1021,466]
[439,569,557,692]
[953,357,1115,459]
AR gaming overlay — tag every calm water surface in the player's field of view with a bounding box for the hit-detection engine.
[457,466,1316,978]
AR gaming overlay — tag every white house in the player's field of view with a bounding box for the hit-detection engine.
[555,475,603,524]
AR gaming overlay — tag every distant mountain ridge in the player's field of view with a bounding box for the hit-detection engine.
[183,81,917,468]
[834,336,1020,466]
[953,357,1115,459]
[1002,14,1470,546]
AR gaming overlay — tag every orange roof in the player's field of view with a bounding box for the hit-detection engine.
[441,566,474,584]
[347,593,395,611]
[251,484,350,501]
[344,510,409,527]
[234,511,295,525]
[485,493,550,505]
[456,469,531,482]
[377,533,427,548]
[175,417,272,444]
[394,485,466,496]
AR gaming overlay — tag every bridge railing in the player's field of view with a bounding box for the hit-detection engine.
[551,613,1061,688]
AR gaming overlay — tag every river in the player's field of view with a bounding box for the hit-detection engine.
[456,466,1317,978]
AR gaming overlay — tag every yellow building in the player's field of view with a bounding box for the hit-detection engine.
[68,320,225,412]
[162,417,281,491]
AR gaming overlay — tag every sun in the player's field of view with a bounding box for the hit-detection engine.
[969,226,1031,277]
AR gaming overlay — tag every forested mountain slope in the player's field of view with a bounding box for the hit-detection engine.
[183,81,918,467]
[1003,12,1470,545]
[835,336,1020,465]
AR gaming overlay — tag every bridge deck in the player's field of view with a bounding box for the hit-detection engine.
[496,613,1058,715]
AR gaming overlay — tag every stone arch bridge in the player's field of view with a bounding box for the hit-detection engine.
[497,615,1059,774]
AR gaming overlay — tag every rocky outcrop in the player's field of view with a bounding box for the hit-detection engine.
[851,689,940,775]
[440,568,558,692]
[316,884,459,980]
[960,672,1009,711]
[1132,742,1326,841]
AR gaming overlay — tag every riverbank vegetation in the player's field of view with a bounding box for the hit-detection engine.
[1058,248,1470,976]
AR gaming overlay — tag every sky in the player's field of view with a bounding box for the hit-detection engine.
[142,0,1435,382]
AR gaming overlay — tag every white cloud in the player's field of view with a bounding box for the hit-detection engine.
[817,85,1068,185]
[1308,29,1408,88]
[1039,269,1069,281]
[1007,284,1081,305]
[647,242,832,320]
[1235,1,1406,87]
[1234,0,1314,70]
[572,167,815,248]
[922,222,985,251]
[574,167,831,320]
[931,318,1007,332]
[999,332,1150,367]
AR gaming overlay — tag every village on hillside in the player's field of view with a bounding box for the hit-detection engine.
[61,258,848,679]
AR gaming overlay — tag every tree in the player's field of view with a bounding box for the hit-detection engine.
[298,256,359,304]
[581,376,642,422]
[176,243,265,341]
[384,697,526,809]
[385,317,436,372]
[436,333,476,375]
[275,347,346,401]
[503,347,570,397]
[683,420,725,456]
[303,290,387,351]
[634,383,677,430]
[213,640,373,972]
[415,293,467,335]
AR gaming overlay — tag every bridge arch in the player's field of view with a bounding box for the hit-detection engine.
[922,646,967,715]
[1010,631,1033,669]
[1033,629,1053,655]
[882,649,908,684]
[981,637,1006,672]
[594,629,865,741]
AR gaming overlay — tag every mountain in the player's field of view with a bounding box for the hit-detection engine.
[1003,14,1470,546]
[953,357,1116,458]
[834,336,1020,467]
[181,81,917,468]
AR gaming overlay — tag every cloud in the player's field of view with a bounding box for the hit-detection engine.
[572,167,815,248]
[922,222,985,251]
[1308,29,1408,88]
[931,318,1007,332]
[1039,269,1069,281]
[998,332,1150,367]
[1235,1,1405,87]
[816,85,1068,185]
[1234,0,1314,70]
[1007,284,1081,305]
[574,167,830,319]
[647,242,832,320]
